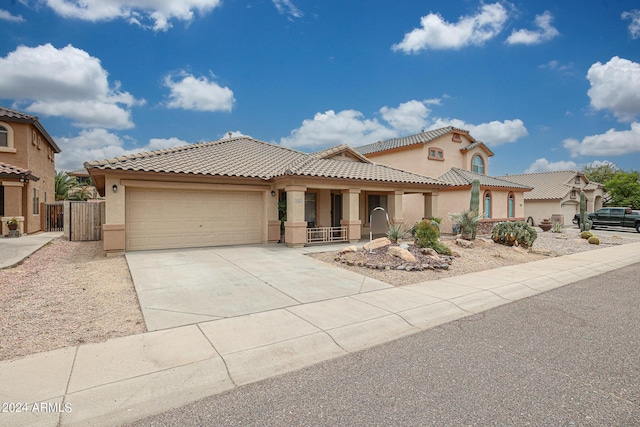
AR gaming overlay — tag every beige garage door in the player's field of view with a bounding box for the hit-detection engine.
[126,188,263,251]
[561,201,578,225]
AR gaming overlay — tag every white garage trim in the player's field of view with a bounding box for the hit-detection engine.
[126,188,264,251]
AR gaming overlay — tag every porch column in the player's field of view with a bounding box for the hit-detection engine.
[267,188,280,243]
[103,176,126,255]
[284,185,307,248]
[1,181,25,236]
[341,188,361,244]
[388,190,404,225]
[424,190,439,219]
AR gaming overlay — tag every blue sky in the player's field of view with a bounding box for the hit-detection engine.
[1,1,639,176]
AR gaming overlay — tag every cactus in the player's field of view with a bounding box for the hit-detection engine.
[469,179,480,240]
[491,221,538,249]
[588,236,600,245]
[581,231,593,239]
[579,191,593,232]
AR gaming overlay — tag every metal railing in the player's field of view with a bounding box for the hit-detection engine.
[306,226,348,243]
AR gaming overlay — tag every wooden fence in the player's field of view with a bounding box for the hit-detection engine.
[69,201,103,241]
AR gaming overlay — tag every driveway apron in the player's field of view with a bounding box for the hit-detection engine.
[126,244,392,331]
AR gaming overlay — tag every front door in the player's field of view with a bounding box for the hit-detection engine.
[331,193,342,227]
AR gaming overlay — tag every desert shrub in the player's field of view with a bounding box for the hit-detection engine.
[588,236,600,245]
[432,241,452,255]
[450,210,482,240]
[410,217,441,237]
[551,222,563,233]
[491,221,538,249]
[581,231,594,239]
[413,219,440,248]
[386,222,408,243]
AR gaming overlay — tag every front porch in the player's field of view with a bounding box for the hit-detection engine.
[269,184,439,247]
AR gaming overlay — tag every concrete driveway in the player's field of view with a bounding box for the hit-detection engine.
[126,244,392,331]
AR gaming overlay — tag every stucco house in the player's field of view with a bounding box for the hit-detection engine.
[85,136,448,254]
[494,170,606,226]
[355,127,531,233]
[0,107,60,236]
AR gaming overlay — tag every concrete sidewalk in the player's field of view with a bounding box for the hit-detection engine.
[0,232,63,269]
[1,242,640,427]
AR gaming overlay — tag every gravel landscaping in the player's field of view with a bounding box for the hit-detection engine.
[0,238,146,361]
[309,228,634,286]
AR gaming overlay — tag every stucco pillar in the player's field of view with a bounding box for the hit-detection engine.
[388,190,404,225]
[284,185,307,247]
[103,177,126,255]
[341,188,361,243]
[1,182,25,236]
[424,190,439,219]
[267,188,280,243]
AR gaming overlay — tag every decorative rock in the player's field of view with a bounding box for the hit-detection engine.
[399,243,410,250]
[512,246,528,254]
[455,238,474,248]
[555,235,568,240]
[420,248,438,256]
[341,245,358,253]
[363,237,391,251]
[396,265,406,270]
[530,248,553,256]
[478,237,493,244]
[405,265,413,272]
[387,246,417,263]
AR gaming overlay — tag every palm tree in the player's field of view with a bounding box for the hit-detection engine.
[54,171,79,200]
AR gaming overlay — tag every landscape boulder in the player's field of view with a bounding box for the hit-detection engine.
[387,246,417,263]
[363,237,391,251]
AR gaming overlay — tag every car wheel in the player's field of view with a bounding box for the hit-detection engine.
[636,223,640,233]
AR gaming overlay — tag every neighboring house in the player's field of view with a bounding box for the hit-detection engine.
[355,127,531,233]
[494,170,606,226]
[85,137,448,254]
[67,169,98,200]
[0,107,60,236]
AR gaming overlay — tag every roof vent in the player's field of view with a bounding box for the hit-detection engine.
[228,132,233,138]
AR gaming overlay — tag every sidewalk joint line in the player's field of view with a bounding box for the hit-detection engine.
[58,345,79,427]
[196,323,237,388]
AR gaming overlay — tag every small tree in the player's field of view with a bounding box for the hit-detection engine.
[54,171,79,201]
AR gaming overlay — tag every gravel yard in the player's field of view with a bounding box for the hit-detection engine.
[309,228,634,286]
[0,238,146,361]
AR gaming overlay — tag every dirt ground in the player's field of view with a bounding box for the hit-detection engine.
[0,238,146,361]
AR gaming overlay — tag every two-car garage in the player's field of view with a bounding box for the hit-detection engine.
[125,188,264,251]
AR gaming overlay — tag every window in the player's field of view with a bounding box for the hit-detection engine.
[428,147,444,161]
[472,155,485,174]
[0,126,7,147]
[484,191,492,218]
[367,194,388,221]
[575,176,581,184]
[508,193,515,218]
[305,193,317,227]
[570,190,577,199]
[33,188,40,215]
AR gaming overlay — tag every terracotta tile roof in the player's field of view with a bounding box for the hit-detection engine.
[311,144,371,163]
[85,137,448,186]
[439,167,531,190]
[0,161,39,181]
[494,170,584,200]
[354,126,494,157]
[0,106,61,153]
[584,181,605,190]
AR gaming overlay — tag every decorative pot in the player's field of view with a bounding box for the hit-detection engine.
[7,223,18,231]
[539,219,553,232]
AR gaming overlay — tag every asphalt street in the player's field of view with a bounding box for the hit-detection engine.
[128,262,640,427]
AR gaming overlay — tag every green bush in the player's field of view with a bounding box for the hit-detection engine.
[450,209,482,240]
[432,241,452,255]
[491,221,538,249]
[588,236,600,245]
[580,231,594,239]
[413,219,440,248]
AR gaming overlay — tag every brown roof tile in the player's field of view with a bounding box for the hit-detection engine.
[0,161,39,180]
[439,168,531,190]
[85,137,448,186]
[0,106,61,153]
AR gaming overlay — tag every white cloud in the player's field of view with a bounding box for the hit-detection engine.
[392,3,508,53]
[164,72,235,112]
[272,0,302,18]
[0,43,140,129]
[563,123,640,157]
[525,158,578,173]
[280,110,397,150]
[43,0,222,31]
[587,56,640,122]
[428,118,528,146]
[220,131,250,139]
[506,11,559,45]
[622,9,640,39]
[379,100,431,134]
[56,128,189,171]
[0,9,25,22]
[281,99,528,150]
